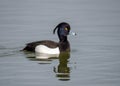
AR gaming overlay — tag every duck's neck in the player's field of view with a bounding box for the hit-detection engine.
[59,36,70,52]
[59,35,68,42]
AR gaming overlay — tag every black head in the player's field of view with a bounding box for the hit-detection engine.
[53,22,71,41]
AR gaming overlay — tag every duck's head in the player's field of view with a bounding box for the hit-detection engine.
[53,22,71,41]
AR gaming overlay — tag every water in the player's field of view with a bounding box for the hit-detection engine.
[0,0,120,86]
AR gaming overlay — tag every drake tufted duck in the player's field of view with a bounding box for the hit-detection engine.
[23,22,73,54]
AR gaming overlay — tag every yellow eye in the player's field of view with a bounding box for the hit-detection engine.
[65,28,68,31]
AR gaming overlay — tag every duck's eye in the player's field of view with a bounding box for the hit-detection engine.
[65,28,68,31]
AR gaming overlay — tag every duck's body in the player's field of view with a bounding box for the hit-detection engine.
[23,22,71,54]
[23,40,59,52]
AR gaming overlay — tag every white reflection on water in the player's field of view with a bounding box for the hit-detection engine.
[24,51,71,81]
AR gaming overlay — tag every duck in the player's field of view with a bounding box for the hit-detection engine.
[23,22,72,55]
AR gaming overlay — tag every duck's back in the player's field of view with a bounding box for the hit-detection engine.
[23,40,59,52]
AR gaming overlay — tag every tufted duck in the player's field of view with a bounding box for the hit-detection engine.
[23,22,73,54]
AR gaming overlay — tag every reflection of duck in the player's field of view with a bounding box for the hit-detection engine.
[23,22,73,55]
[54,52,70,81]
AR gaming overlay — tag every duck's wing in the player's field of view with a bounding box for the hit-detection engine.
[23,40,59,52]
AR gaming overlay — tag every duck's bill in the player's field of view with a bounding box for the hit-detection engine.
[69,32,77,36]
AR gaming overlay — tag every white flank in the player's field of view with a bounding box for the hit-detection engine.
[35,45,60,54]
[36,53,59,59]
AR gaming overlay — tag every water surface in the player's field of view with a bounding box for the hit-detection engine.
[0,0,120,86]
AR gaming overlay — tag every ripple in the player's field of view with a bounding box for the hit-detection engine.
[0,46,21,57]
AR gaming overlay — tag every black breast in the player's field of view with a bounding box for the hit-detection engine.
[59,41,70,52]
